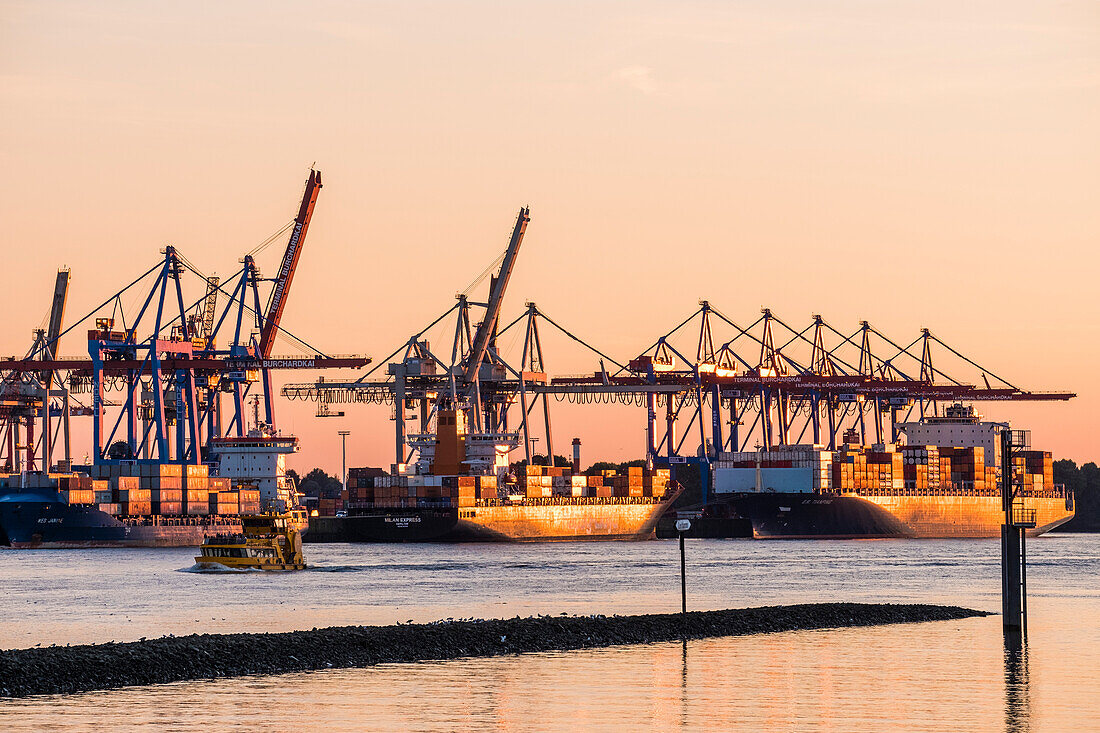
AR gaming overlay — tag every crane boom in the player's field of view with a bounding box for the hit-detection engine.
[200,276,219,338]
[38,268,71,470]
[259,169,322,358]
[44,268,70,360]
[462,207,529,390]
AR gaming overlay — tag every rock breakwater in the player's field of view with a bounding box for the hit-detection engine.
[0,602,989,698]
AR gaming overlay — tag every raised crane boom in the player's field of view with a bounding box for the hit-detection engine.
[462,207,529,391]
[41,268,70,470]
[259,169,322,359]
[44,268,70,360]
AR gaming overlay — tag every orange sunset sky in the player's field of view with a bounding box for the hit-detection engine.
[2,1,1098,475]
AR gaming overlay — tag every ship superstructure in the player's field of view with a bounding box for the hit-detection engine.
[896,403,1004,466]
[211,430,300,511]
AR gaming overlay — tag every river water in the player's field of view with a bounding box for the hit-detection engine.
[1,534,1098,731]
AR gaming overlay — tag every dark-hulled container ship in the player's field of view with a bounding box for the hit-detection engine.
[660,406,1074,540]
[0,430,305,548]
[0,466,250,548]
[306,409,680,543]
[0,485,243,548]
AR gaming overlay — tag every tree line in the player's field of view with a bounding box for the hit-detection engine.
[1052,460,1100,532]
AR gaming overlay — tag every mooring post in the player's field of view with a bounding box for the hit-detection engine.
[676,519,691,620]
[680,533,687,615]
[1020,528,1028,639]
[1000,427,1029,647]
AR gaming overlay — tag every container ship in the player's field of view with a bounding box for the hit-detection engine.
[305,410,679,542]
[661,406,1074,539]
[0,430,304,549]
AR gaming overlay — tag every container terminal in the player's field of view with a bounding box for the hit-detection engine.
[280,208,1074,542]
[0,173,1077,546]
[0,170,366,547]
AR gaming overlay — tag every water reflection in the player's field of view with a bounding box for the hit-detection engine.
[2,537,1098,731]
[680,638,689,728]
[1003,642,1031,733]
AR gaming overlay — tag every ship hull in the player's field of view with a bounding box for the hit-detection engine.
[655,514,754,539]
[306,500,671,543]
[0,496,243,548]
[720,492,1075,539]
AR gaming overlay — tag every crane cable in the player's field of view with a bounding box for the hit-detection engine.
[459,246,508,297]
[247,220,295,258]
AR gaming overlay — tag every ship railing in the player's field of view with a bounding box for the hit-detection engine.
[344,495,670,510]
[204,533,247,544]
[478,495,669,507]
[836,482,1071,500]
[118,514,243,527]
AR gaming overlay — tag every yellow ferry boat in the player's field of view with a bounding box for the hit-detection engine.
[195,513,306,570]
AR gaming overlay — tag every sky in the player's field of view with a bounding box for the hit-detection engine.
[2,1,1098,474]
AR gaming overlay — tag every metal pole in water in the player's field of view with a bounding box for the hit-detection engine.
[1020,529,1028,642]
[1000,427,1028,646]
[680,533,687,615]
[676,519,691,619]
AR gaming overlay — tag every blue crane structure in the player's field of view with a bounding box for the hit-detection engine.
[0,170,368,471]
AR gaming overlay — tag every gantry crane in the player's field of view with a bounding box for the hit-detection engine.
[0,269,72,472]
[529,301,1074,497]
[285,293,1074,487]
[284,208,546,471]
[0,170,368,468]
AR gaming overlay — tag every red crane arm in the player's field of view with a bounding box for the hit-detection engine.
[259,169,322,358]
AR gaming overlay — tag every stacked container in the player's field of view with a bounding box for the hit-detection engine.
[237,487,262,514]
[339,465,672,510]
[113,477,152,515]
[209,491,239,515]
[58,474,95,504]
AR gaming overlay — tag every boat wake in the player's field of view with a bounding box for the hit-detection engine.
[303,564,366,573]
[179,563,266,574]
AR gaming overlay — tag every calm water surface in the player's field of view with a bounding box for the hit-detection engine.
[1,534,1097,731]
